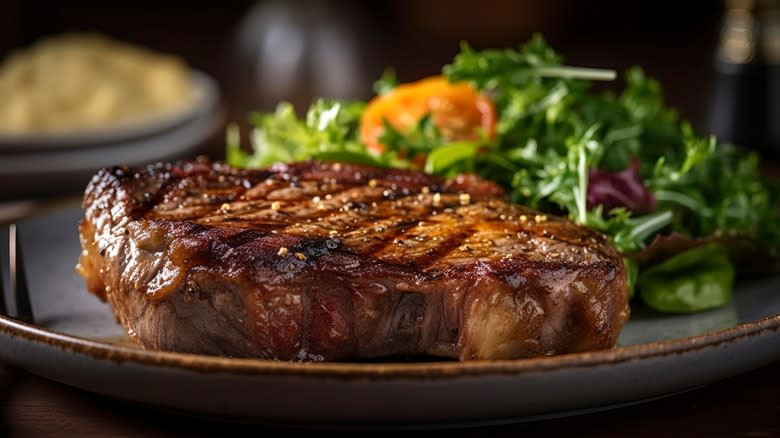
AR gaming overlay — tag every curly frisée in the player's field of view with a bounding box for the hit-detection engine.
[227,34,780,314]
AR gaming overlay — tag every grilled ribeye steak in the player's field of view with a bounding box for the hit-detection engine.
[77,159,629,361]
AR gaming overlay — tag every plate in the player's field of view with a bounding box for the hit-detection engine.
[0,204,779,428]
[0,75,224,200]
[0,71,220,151]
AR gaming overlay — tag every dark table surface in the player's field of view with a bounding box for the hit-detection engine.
[1,360,778,437]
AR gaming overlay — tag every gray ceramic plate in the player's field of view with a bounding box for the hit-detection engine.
[0,204,779,428]
[0,109,224,200]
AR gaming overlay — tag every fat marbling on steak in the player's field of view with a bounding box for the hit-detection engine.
[77,158,629,361]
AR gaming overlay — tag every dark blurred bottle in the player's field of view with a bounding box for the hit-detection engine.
[709,0,766,154]
[228,0,370,117]
[763,0,780,156]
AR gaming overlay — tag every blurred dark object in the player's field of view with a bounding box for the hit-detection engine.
[765,1,780,157]
[708,0,780,159]
[228,0,371,117]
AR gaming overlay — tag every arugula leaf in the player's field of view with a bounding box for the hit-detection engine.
[610,210,674,253]
[424,141,481,176]
[444,35,615,90]
[637,243,734,313]
[227,99,368,168]
[373,69,399,95]
[624,257,639,298]
[378,113,444,157]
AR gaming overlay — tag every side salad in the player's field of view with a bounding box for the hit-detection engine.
[227,34,780,314]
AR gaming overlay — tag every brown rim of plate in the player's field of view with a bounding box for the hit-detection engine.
[0,313,778,380]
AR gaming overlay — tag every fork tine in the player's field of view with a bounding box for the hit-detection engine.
[10,224,33,323]
[0,228,6,317]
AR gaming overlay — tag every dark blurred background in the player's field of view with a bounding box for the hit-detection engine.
[1,0,777,161]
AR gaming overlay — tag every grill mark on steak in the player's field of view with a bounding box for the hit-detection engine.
[358,218,423,261]
[77,158,630,361]
[370,216,473,269]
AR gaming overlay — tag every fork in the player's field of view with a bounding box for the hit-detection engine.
[0,224,34,323]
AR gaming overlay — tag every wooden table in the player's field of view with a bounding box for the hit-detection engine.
[1,361,777,437]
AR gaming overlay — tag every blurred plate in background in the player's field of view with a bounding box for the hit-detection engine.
[0,71,224,200]
[0,71,219,152]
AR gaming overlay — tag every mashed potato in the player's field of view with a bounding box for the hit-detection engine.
[0,33,193,134]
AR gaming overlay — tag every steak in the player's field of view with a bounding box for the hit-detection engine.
[77,158,629,361]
